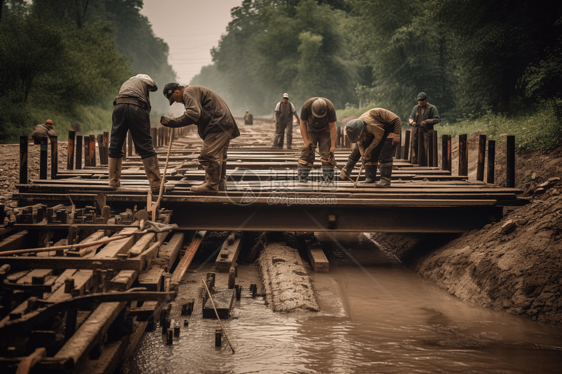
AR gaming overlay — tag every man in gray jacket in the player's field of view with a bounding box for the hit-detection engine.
[273,93,299,149]
[109,74,161,194]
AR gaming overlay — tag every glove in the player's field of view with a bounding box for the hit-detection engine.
[363,152,371,162]
[160,116,172,126]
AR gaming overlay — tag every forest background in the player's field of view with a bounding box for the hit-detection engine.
[1,0,561,152]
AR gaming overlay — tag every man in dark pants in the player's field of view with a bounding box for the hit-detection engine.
[160,83,240,194]
[273,93,299,149]
[340,108,402,187]
[109,74,161,194]
[298,97,337,182]
[409,92,440,164]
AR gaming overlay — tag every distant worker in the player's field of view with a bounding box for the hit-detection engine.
[160,83,240,194]
[273,93,299,149]
[298,97,337,182]
[31,119,57,144]
[409,92,440,164]
[244,110,253,125]
[109,74,161,194]
[340,108,402,187]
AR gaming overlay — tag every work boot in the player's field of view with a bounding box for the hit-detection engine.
[108,157,122,188]
[191,162,220,194]
[375,166,392,187]
[142,155,162,195]
[219,160,227,191]
[338,158,358,181]
[363,165,377,184]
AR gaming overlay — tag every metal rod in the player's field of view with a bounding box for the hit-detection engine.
[201,279,235,353]
[354,163,364,189]
[477,134,486,181]
[446,135,452,173]
[487,140,495,184]
[0,235,129,256]
[403,129,410,161]
[152,129,174,221]
[19,136,28,184]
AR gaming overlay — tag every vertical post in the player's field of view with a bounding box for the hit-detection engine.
[127,130,133,157]
[432,130,438,167]
[51,135,58,179]
[76,135,83,169]
[506,135,515,188]
[487,140,495,184]
[441,134,448,171]
[419,130,426,166]
[427,130,434,167]
[84,136,90,167]
[411,127,418,165]
[394,132,402,159]
[403,129,410,161]
[97,134,103,165]
[67,131,75,170]
[446,135,452,172]
[89,135,96,167]
[476,134,486,181]
[19,136,28,184]
[40,137,48,179]
[458,134,468,176]
[102,132,109,165]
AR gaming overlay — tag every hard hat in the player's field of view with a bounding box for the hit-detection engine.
[46,119,53,124]
[345,119,365,143]
[311,98,327,118]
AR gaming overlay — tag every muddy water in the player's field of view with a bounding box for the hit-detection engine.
[129,233,562,373]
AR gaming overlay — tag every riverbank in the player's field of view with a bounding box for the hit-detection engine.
[370,138,562,325]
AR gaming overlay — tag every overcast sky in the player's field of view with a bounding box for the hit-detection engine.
[140,0,242,85]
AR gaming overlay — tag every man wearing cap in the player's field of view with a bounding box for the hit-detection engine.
[244,110,253,125]
[109,74,161,194]
[160,83,240,194]
[298,97,337,182]
[273,93,299,149]
[409,92,440,164]
[31,120,57,144]
[340,108,402,187]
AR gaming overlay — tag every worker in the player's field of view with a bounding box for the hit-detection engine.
[160,83,240,194]
[298,97,337,182]
[273,93,299,149]
[340,108,402,187]
[244,110,253,125]
[409,92,440,164]
[31,119,57,144]
[109,74,161,194]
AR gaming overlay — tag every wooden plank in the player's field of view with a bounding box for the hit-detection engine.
[155,232,185,270]
[0,231,28,252]
[137,266,164,292]
[94,228,137,259]
[128,233,155,257]
[170,231,206,284]
[0,257,142,271]
[215,234,243,273]
[203,288,235,319]
[66,230,106,257]
[109,270,138,292]
[305,239,329,273]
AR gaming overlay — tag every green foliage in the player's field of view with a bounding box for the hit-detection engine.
[435,105,562,153]
[0,0,174,143]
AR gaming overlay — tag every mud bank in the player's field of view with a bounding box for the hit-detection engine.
[370,143,562,325]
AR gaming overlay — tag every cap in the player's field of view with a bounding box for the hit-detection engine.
[311,98,327,118]
[283,93,289,99]
[417,92,427,100]
[163,83,180,105]
[46,119,53,124]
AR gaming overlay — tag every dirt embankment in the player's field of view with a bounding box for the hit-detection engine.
[0,142,69,207]
[372,136,562,325]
